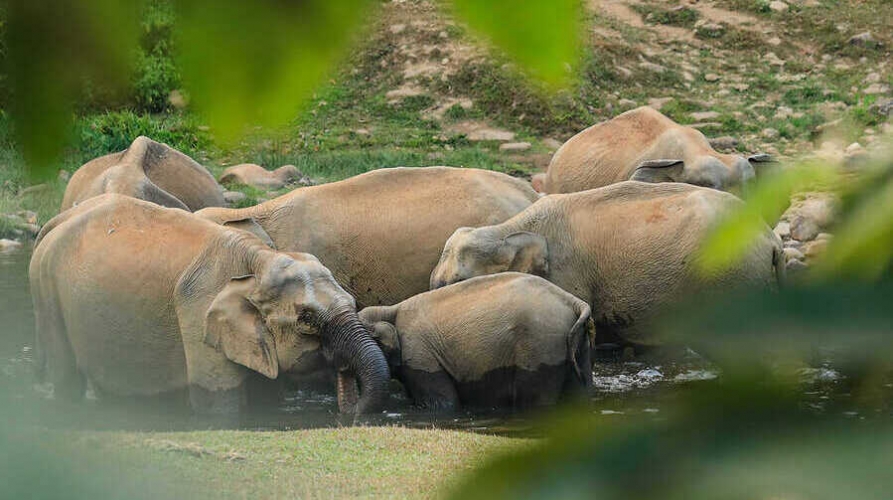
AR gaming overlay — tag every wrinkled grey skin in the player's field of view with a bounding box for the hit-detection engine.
[62,136,226,212]
[196,167,539,308]
[359,273,592,411]
[431,182,784,347]
[31,195,388,415]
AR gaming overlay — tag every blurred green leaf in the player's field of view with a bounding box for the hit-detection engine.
[450,0,582,88]
[174,0,372,143]
[696,161,840,275]
[6,0,138,179]
[815,154,893,281]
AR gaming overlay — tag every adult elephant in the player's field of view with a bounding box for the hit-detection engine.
[431,181,784,347]
[61,136,226,212]
[532,107,772,194]
[31,194,388,415]
[196,167,539,308]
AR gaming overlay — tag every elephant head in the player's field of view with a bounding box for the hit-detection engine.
[204,252,389,413]
[429,227,548,289]
[629,153,773,193]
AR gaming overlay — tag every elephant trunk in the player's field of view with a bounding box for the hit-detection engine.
[321,306,390,414]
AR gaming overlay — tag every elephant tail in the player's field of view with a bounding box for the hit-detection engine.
[566,299,593,388]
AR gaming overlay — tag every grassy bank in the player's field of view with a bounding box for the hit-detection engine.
[10,426,529,499]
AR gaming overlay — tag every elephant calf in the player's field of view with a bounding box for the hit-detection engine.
[62,136,226,212]
[359,273,593,410]
[533,106,772,194]
[431,181,784,347]
[31,194,389,415]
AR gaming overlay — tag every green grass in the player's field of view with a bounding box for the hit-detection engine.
[27,427,529,499]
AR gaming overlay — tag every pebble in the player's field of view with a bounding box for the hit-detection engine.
[848,32,877,48]
[704,73,721,82]
[774,221,791,239]
[709,136,738,151]
[769,1,789,12]
[784,247,805,261]
[864,83,890,95]
[542,138,563,150]
[499,142,532,152]
[0,239,22,252]
[690,111,720,121]
[790,216,820,242]
[762,128,780,140]
[815,233,833,242]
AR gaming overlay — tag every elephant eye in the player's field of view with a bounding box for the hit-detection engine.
[298,309,313,323]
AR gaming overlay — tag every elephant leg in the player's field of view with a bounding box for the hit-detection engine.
[401,367,460,412]
[183,339,249,415]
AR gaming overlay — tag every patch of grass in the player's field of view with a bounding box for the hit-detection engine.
[51,427,529,499]
[632,4,700,28]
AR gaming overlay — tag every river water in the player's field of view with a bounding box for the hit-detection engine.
[3,247,847,436]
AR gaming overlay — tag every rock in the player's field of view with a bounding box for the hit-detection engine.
[784,247,805,261]
[696,23,725,37]
[762,128,780,140]
[844,142,866,158]
[542,138,563,150]
[767,36,782,46]
[786,258,808,273]
[815,232,833,242]
[0,239,22,252]
[353,128,370,136]
[647,97,674,111]
[691,111,721,121]
[864,83,891,95]
[223,191,247,204]
[448,121,516,142]
[499,142,532,152]
[795,197,835,227]
[617,99,638,110]
[690,122,723,131]
[385,84,425,102]
[709,136,738,151]
[868,98,893,117]
[774,106,794,119]
[784,239,802,249]
[864,72,882,84]
[638,61,666,73]
[764,52,785,66]
[298,177,316,187]
[769,1,789,12]
[58,170,70,183]
[803,239,829,258]
[790,216,820,242]
[848,32,878,48]
[704,73,721,82]
[774,221,791,239]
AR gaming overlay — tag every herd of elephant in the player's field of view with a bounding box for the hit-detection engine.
[30,106,783,415]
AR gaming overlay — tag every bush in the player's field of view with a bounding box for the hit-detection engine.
[75,111,210,162]
[131,0,180,112]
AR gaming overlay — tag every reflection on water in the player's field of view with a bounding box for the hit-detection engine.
[0,247,856,436]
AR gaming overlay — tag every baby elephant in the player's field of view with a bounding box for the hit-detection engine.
[359,273,593,411]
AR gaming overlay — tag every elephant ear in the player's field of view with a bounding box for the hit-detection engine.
[369,321,401,367]
[629,159,684,183]
[221,218,276,249]
[500,232,549,277]
[204,275,279,379]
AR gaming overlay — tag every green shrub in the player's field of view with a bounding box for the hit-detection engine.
[75,111,211,162]
[131,0,180,112]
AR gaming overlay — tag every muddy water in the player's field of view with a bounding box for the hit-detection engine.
[2,247,815,436]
